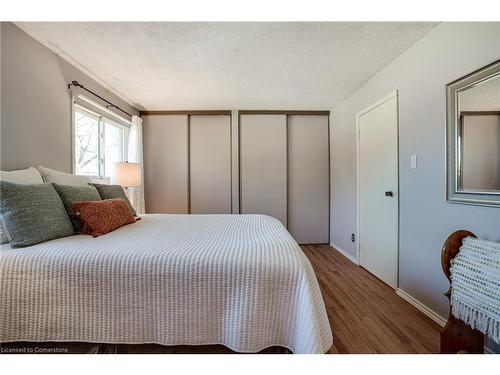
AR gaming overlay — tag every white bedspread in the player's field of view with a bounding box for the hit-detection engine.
[0,214,333,353]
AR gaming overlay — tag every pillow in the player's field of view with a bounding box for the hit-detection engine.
[0,181,74,248]
[52,183,102,233]
[91,183,137,216]
[38,165,91,186]
[0,167,44,244]
[70,198,138,237]
[0,167,44,184]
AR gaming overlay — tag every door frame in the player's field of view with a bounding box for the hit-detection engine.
[356,90,400,289]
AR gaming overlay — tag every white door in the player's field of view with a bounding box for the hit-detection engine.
[358,92,399,288]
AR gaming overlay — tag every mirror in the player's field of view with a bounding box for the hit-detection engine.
[458,76,500,192]
[447,59,500,207]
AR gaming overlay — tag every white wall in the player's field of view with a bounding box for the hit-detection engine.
[330,22,500,321]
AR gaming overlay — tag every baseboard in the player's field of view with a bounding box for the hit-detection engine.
[395,288,447,327]
[329,242,359,265]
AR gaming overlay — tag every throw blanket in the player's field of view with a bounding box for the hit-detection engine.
[450,236,500,344]
[0,214,333,353]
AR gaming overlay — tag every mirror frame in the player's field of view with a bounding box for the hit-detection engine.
[446,59,500,208]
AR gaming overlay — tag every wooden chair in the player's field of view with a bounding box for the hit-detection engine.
[440,230,484,354]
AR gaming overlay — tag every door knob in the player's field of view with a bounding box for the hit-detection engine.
[385,191,394,197]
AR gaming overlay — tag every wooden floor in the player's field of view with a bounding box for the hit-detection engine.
[302,244,440,354]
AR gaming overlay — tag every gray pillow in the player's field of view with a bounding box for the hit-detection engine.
[0,167,44,244]
[52,183,102,233]
[91,183,136,216]
[0,181,74,248]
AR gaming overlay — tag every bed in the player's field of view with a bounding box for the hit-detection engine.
[0,214,333,354]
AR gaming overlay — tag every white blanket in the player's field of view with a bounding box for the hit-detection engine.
[450,237,500,344]
[0,214,333,353]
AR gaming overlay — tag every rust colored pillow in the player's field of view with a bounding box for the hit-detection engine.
[70,198,139,237]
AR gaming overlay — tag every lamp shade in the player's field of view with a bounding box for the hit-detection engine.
[111,162,142,187]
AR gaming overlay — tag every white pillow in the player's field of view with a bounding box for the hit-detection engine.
[0,167,44,244]
[38,165,91,186]
[0,167,43,184]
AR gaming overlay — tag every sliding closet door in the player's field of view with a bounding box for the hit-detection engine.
[288,115,330,244]
[239,114,287,226]
[143,115,189,213]
[190,115,232,214]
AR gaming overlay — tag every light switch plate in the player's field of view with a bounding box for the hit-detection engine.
[410,155,417,169]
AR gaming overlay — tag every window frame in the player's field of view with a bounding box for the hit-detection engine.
[72,96,130,179]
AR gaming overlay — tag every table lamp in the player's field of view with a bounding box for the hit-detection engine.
[111,162,142,190]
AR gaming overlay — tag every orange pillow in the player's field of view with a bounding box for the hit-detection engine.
[70,198,139,237]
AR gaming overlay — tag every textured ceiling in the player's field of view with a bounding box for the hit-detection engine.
[16,22,438,110]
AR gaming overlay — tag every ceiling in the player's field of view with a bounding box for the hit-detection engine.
[16,22,438,111]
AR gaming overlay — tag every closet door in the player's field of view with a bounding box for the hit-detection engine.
[143,115,189,213]
[189,115,232,214]
[239,114,287,226]
[288,115,329,244]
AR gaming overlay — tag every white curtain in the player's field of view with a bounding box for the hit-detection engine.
[127,115,145,214]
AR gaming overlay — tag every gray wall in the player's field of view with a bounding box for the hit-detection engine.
[330,22,500,324]
[0,22,138,172]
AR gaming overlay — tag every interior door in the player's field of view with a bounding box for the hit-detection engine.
[288,115,330,244]
[239,114,287,226]
[143,115,189,213]
[189,115,232,214]
[358,93,399,288]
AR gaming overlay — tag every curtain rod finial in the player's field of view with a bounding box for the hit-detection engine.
[67,80,81,90]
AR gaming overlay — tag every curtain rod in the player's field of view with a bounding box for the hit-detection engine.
[67,80,134,118]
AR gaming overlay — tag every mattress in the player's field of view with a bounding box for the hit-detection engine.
[0,214,333,353]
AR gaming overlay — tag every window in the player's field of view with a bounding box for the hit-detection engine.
[103,118,125,177]
[73,100,130,178]
[74,108,100,176]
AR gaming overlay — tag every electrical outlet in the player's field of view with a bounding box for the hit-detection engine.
[351,234,355,243]
[410,154,417,169]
